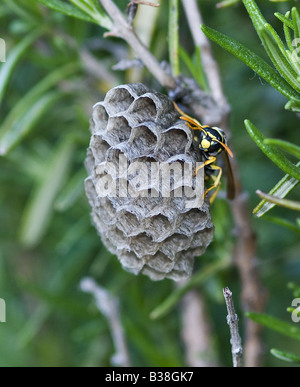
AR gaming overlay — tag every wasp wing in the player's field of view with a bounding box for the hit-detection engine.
[224,151,235,200]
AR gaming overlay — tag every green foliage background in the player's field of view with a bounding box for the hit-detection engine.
[0,0,299,367]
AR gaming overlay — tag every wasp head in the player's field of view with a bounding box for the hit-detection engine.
[194,126,227,157]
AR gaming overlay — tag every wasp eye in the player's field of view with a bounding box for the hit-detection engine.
[211,127,226,143]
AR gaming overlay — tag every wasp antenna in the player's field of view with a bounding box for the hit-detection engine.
[216,139,234,158]
[180,116,200,128]
[173,102,185,116]
[173,102,203,129]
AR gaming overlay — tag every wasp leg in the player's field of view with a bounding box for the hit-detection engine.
[194,157,222,201]
[194,156,216,175]
[204,164,223,200]
[209,174,221,204]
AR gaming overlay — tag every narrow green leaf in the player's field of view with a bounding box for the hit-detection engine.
[246,312,300,340]
[0,29,41,106]
[277,12,295,54]
[3,0,40,23]
[54,168,85,211]
[68,0,95,19]
[0,91,62,155]
[19,139,74,247]
[285,99,300,112]
[288,282,300,297]
[69,0,112,29]
[18,244,93,347]
[70,0,94,13]
[178,46,196,79]
[89,0,104,14]
[284,25,295,53]
[260,27,300,93]
[254,161,300,217]
[271,349,300,364]
[243,1,300,90]
[150,258,230,320]
[216,0,240,9]
[18,305,50,349]
[264,23,292,64]
[292,7,300,40]
[243,1,291,58]
[35,0,96,23]
[19,277,92,316]
[242,0,267,32]
[201,25,300,102]
[245,119,300,181]
[168,0,180,77]
[89,0,110,23]
[178,46,207,90]
[264,139,300,159]
[285,50,300,77]
[194,46,209,91]
[263,215,300,235]
[55,218,90,255]
[256,190,300,211]
[275,12,294,30]
[0,62,79,155]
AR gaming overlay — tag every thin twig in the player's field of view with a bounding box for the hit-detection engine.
[232,197,267,367]
[182,0,267,367]
[58,30,118,86]
[99,0,176,89]
[181,0,228,111]
[80,277,131,367]
[223,287,243,367]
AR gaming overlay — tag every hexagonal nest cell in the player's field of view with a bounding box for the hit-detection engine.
[85,83,214,281]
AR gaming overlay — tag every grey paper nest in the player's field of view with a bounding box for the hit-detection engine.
[85,83,214,281]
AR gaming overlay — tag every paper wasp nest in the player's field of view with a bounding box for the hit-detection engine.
[85,84,214,281]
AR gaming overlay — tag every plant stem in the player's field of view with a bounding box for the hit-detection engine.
[99,0,176,89]
[81,277,131,367]
[182,0,229,111]
[223,287,243,368]
[181,289,219,367]
[169,0,180,77]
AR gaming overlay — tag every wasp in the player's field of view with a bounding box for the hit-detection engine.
[174,102,235,203]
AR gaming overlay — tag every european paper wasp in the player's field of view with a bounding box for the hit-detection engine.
[174,102,235,203]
